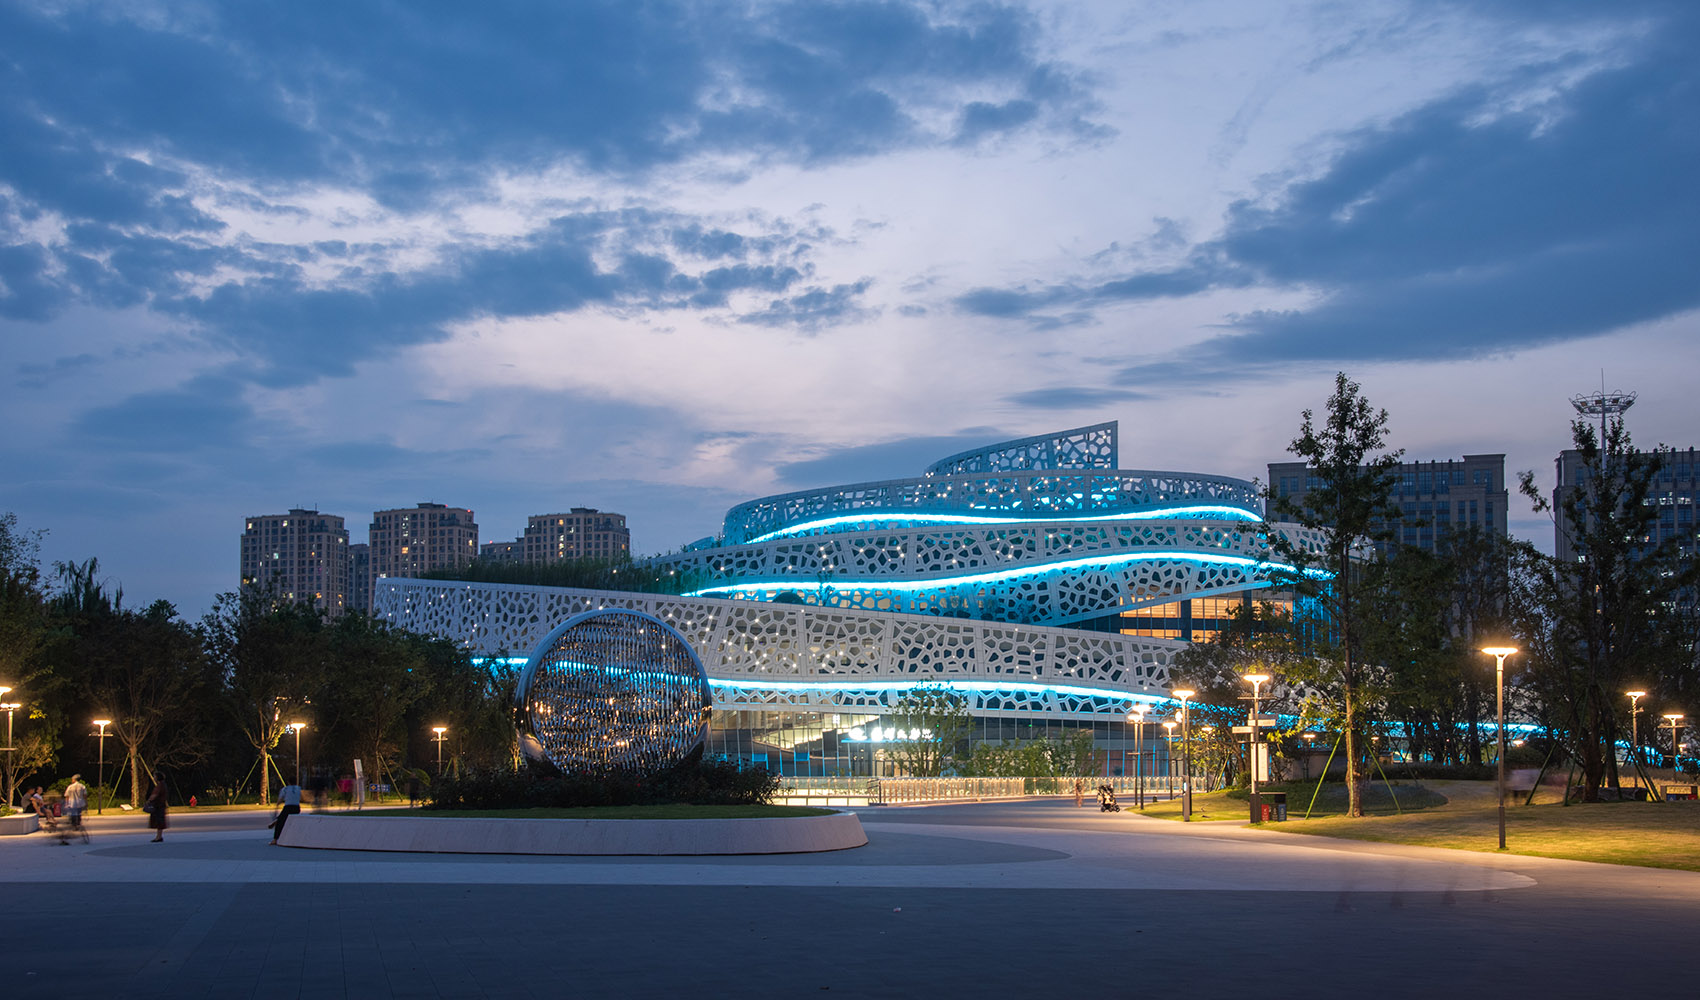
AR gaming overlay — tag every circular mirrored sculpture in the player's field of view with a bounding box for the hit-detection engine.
[516,609,712,774]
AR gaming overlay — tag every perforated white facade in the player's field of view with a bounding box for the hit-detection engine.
[374,579,1182,720]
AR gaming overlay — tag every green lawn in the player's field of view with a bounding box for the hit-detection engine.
[1138,779,1445,822]
[358,804,835,819]
[1269,783,1700,871]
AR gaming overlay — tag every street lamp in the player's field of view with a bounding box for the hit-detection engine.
[1664,714,1684,778]
[0,700,18,809]
[1301,732,1317,781]
[432,726,449,775]
[1481,647,1519,850]
[1626,691,1646,789]
[92,719,112,815]
[1172,689,1195,821]
[1243,673,1270,823]
[1162,720,1177,797]
[1126,709,1146,809]
[288,722,307,785]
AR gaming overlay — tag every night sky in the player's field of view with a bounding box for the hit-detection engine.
[2,1,1696,615]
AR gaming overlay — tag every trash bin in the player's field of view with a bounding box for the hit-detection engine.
[1263,791,1287,822]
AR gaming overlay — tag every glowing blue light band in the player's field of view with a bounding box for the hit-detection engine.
[685,550,1325,598]
[743,505,1262,544]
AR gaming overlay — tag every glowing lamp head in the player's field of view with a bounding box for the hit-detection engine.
[1243,673,1271,685]
[432,726,448,735]
[1163,721,1176,733]
[1126,711,1145,723]
[1172,688,1195,702]
[93,718,111,728]
[1664,714,1684,722]
[288,721,306,731]
[0,702,19,711]
[1480,646,1519,658]
[1626,690,1647,699]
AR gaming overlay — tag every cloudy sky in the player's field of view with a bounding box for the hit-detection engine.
[3,0,1696,615]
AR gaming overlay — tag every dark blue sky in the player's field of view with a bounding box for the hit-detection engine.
[2,0,1695,613]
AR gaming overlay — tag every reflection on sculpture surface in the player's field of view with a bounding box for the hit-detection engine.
[516,609,711,774]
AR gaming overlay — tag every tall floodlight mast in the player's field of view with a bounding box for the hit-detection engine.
[1569,379,1636,442]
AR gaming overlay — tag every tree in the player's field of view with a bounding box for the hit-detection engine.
[1264,372,1402,817]
[1513,415,1700,800]
[0,514,53,806]
[74,600,211,805]
[319,613,430,790]
[884,683,972,776]
[202,587,329,804]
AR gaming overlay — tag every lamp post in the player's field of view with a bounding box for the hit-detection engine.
[1173,689,1195,821]
[1626,691,1646,789]
[1481,647,1518,850]
[1301,732,1316,781]
[288,722,307,785]
[1126,709,1146,809]
[1162,721,1177,798]
[92,719,111,815]
[432,726,449,775]
[1665,714,1684,777]
[1,699,17,810]
[1243,673,1270,823]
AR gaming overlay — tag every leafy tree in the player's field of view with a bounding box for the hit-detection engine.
[1263,372,1403,817]
[319,613,431,790]
[201,586,329,804]
[884,683,971,776]
[1513,415,1700,800]
[73,600,212,805]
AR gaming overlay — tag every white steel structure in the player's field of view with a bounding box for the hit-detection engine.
[374,422,1315,777]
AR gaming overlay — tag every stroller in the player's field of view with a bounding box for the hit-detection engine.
[1096,784,1121,812]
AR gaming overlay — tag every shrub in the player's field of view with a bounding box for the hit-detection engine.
[428,755,779,811]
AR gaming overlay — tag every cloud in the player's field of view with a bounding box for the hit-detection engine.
[957,3,1700,378]
[737,279,874,332]
[73,375,256,451]
[774,430,1004,487]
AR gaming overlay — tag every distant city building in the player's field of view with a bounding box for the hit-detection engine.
[521,509,630,563]
[347,543,370,615]
[1554,446,1698,565]
[1268,454,1508,552]
[368,503,478,588]
[480,539,522,562]
[240,509,351,616]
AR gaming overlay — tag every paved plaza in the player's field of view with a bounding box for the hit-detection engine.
[3,801,1695,997]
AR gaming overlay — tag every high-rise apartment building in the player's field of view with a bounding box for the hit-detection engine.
[1268,454,1508,552]
[521,509,630,563]
[368,503,479,588]
[480,539,522,562]
[347,543,371,615]
[239,509,351,616]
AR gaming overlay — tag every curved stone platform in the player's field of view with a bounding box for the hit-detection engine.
[276,810,867,856]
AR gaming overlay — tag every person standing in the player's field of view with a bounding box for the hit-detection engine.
[269,781,302,845]
[145,782,169,842]
[63,775,89,841]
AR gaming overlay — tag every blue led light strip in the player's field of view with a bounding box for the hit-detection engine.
[743,505,1262,544]
[685,550,1325,598]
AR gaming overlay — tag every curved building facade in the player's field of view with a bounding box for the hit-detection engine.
[376,423,1314,778]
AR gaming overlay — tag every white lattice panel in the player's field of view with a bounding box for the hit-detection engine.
[662,519,1324,625]
[373,579,1183,711]
[720,470,1266,543]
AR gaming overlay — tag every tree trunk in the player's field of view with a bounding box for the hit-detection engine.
[1345,683,1363,817]
[129,748,142,807]
[260,747,270,805]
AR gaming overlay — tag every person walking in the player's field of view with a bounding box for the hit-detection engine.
[145,781,169,842]
[63,775,90,842]
[269,780,302,845]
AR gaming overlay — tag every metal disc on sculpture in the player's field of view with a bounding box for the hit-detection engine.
[516,609,712,774]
